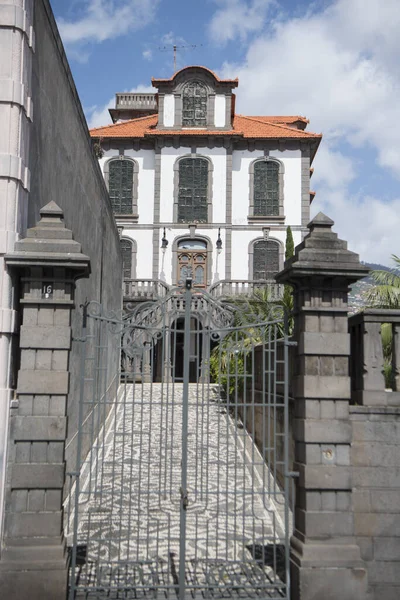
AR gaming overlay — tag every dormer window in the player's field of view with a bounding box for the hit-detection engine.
[182,81,207,127]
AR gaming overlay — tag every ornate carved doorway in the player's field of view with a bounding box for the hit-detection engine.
[177,239,208,288]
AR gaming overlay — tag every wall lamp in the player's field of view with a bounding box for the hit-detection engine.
[216,228,223,254]
[161,228,168,253]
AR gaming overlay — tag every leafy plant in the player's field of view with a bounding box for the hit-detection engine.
[93,138,104,159]
[364,255,400,389]
[210,287,289,398]
[283,226,295,317]
[364,255,400,309]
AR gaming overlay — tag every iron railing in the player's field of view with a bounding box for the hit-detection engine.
[115,93,157,110]
[209,279,283,300]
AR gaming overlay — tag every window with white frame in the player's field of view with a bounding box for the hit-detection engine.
[249,159,284,220]
[253,160,279,216]
[107,158,138,215]
[120,238,136,279]
[252,240,280,280]
[177,157,209,223]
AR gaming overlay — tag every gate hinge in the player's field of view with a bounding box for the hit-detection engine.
[180,487,189,509]
[285,471,300,478]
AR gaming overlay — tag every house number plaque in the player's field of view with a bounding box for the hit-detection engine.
[42,283,53,299]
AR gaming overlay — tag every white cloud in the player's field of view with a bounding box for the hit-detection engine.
[213,0,400,263]
[208,0,275,45]
[313,191,400,266]
[57,0,160,46]
[142,49,153,61]
[87,85,153,129]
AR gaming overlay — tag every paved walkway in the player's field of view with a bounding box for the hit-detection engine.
[69,383,287,598]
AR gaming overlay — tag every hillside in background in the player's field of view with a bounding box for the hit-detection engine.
[349,262,393,314]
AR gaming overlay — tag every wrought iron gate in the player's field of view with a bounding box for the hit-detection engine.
[66,281,291,599]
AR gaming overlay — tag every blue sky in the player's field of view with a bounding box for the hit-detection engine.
[51,0,400,266]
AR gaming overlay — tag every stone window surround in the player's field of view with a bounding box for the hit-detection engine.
[175,79,215,129]
[248,236,284,280]
[248,157,285,224]
[104,156,139,221]
[156,70,233,131]
[173,154,214,224]
[171,233,213,287]
[120,236,137,279]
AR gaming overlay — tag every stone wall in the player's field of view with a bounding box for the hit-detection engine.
[349,309,400,599]
[28,0,122,473]
[350,406,400,600]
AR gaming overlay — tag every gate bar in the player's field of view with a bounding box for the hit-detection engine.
[178,278,192,600]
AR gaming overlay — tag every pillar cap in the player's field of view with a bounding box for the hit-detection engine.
[276,212,369,285]
[5,202,90,276]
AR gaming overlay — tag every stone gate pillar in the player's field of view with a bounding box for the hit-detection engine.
[0,202,90,599]
[276,213,369,600]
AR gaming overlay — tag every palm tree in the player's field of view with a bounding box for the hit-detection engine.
[364,255,400,308]
[364,255,400,388]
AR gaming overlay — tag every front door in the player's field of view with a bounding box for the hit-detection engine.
[177,239,207,288]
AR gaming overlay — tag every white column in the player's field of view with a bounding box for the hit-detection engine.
[0,0,34,539]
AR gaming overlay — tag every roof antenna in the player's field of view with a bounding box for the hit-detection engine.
[157,43,204,72]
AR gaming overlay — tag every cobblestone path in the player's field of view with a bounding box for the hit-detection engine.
[69,383,287,598]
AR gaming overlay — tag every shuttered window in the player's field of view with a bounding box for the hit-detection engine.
[109,160,134,214]
[253,161,279,216]
[120,239,133,279]
[182,81,207,127]
[253,240,279,280]
[178,158,208,223]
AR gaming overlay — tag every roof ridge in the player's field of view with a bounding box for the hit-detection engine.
[152,66,238,84]
[237,114,309,122]
[90,113,157,133]
[238,115,321,137]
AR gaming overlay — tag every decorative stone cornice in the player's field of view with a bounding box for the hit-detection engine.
[5,201,90,276]
[276,211,369,285]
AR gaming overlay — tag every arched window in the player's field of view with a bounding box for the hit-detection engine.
[177,157,209,223]
[120,238,136,279]
[252,240,280,280]
[107,159,138,215]
[182,81,207,127]
[253,160,279,216]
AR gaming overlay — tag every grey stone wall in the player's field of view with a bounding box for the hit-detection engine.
[351,406,400,600]
[28,0,122,473]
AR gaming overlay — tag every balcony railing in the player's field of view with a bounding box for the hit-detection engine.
[123,279,169,300]
[115,93,157,110]
[209,279,283,300]
[349,309,400,406]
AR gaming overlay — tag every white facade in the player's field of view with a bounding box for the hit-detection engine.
[102,145,303,285]
[92,65,320,293]
[214,95,226,128]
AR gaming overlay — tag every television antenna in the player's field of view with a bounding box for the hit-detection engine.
[157,44,203,72]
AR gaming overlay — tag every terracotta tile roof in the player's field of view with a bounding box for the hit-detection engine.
[90,114,322,142]
[245,115,309,125]
[152,66,238,86]
[233,115,321,139]
[90,114,158,138]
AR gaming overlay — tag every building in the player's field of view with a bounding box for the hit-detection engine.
[90,66,322,300]
[89,66,321,382]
